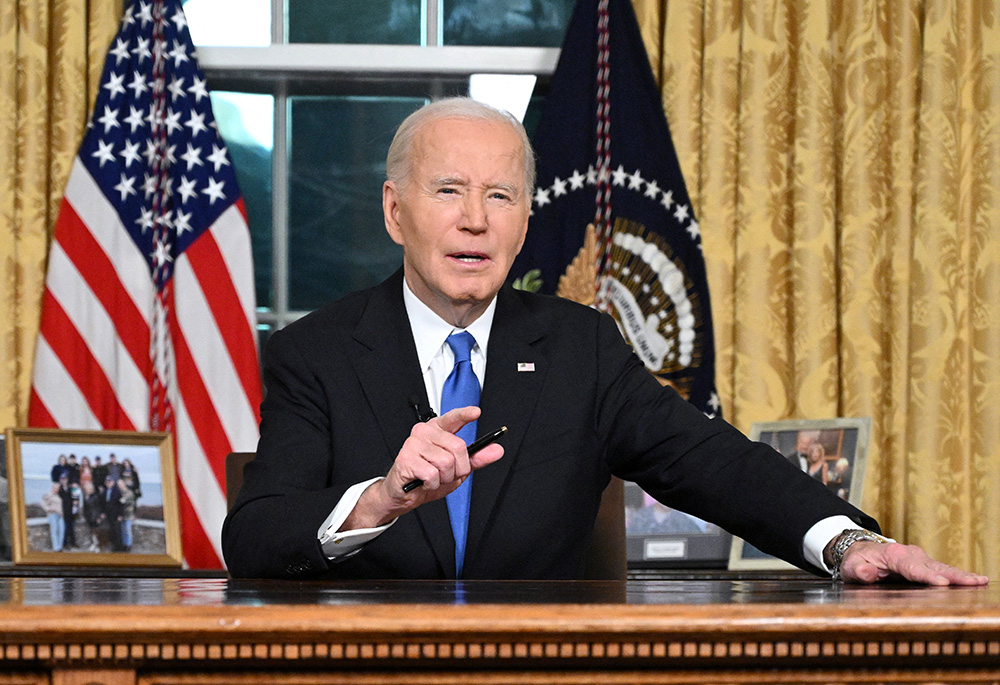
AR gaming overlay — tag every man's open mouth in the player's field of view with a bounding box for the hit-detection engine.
[451,253,487,263]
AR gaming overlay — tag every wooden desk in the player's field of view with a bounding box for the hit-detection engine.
[1,575,998,685]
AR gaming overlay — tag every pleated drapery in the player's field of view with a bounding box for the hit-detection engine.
[0,0,119,433]
[636,0,999,577]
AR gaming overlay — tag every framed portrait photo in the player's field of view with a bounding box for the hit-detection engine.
[4,428,182,567]
[728,417,872,571]
[626,481,732,568]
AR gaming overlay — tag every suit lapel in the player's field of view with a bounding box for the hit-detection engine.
[465,286,548,572]
[350,271,456,576]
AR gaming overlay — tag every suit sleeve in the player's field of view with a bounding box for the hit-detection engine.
[222,325,349,578]
[591,313,878,575]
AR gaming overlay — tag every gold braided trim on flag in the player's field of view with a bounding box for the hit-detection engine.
[557,224,599,308]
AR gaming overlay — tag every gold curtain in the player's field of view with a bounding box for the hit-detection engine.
[0,0,119,433]
[635,0,1000,577]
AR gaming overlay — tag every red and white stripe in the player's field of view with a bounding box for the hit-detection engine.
[30,158,262,568]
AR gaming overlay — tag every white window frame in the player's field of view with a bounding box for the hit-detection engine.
[195,0,560,332]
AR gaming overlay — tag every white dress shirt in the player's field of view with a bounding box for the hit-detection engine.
[317,278,493,559]
[315,280,857,573]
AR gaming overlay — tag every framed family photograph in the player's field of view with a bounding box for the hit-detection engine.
[4,428,182,567]
[728,417,872,571]
[626,481,732,568]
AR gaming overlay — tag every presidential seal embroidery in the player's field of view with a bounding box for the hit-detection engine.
[557,220,705,400]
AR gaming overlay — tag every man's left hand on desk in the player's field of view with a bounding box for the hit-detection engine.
[841,541,990,586]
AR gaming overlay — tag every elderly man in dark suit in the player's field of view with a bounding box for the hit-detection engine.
[786,430,819,472]
[222,98,986,587]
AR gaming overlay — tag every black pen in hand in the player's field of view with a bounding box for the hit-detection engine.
[401,425,508,493]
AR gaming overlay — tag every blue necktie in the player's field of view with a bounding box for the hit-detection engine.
[441,330,478,577]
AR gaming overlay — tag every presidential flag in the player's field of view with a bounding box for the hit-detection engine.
[510,0,719,417]
[29,0,262,568]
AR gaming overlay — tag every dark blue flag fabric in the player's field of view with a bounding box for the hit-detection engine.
[510,0,720,417]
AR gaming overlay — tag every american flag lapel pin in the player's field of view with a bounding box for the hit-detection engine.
[517,362,535,372]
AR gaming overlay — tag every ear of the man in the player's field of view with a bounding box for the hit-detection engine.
[382,180,404,246]
[513,207,529,256]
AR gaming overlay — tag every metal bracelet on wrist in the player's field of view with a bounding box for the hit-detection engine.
[830,528,892,581]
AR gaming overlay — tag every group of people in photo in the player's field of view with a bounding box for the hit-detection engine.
[41,452,142,553]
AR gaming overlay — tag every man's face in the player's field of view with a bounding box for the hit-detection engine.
[383,116,530,326]
[796,432,815,453]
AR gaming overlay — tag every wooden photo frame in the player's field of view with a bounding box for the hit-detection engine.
[728,417,872,571]
[0,431,10,564]
[4,428,182,567]
[626,481,732,568]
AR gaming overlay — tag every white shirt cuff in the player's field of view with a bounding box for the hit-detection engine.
[803,515,894,574]
[317,477,397,560]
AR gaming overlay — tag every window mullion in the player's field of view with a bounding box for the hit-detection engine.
[272,0,284,44]
[272,83,291,330]
[425,0,440,48]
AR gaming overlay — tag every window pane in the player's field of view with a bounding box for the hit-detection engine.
[288,0,422,45]
[288,97,422,310]
[183,0,270,46]
[443,0,575,46]
[211,92,274,309]
[257,323,274,354]
[521,93,545,139]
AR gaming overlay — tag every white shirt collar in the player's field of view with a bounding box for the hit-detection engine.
[402,277,496,372]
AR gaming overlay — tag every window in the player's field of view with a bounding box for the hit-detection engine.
[187,0,563,343]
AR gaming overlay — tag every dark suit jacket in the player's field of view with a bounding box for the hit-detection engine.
[102,486,124,521]
[222,270,876,579]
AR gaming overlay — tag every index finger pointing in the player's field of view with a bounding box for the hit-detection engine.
[435,406,481,436]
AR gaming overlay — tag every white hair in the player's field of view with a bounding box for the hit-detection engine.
[385,97,536,197]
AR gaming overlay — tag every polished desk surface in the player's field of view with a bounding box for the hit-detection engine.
[1,573,998,631]
[0,572,996,604]
[1,573,998,678]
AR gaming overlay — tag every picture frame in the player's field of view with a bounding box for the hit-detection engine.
[4,428,182,567]
[0,431,11,565]
[728,417,872,571]
[626,481,732,568]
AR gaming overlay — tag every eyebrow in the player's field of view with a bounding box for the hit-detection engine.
[432,176,467,186]
[490,182,519,196]
[433,176,520,195]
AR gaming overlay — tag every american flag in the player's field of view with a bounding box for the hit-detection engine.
[29,0,262,568]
